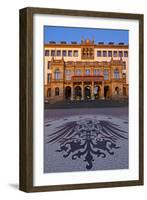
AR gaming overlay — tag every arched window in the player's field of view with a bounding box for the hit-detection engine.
[47,88,51,97]
[114,69,119,79]
[55,87,59,96]
[54,69,60,80]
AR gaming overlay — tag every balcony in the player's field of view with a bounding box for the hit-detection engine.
[72,75,104,82]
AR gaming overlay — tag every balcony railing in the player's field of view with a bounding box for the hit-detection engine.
[72,75,104,82]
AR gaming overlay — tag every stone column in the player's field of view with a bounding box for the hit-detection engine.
[91,82,94,100]
[101,81,104,99]
[109,84,112,98]
[81,82,84,100]
[71,84,74,100]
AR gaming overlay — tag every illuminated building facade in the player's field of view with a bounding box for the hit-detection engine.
[44,39,128,102]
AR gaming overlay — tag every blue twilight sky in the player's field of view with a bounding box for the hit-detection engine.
[44,26,129,44]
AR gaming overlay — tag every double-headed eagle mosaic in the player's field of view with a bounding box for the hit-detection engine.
[46,118,128,170]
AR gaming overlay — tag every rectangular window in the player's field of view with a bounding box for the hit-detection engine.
[47,61,50,69]
[103,51,107,57]
[104,69,109,80]
[85,69,90,75]
[124,51,128,57]
[57,50,61,56]
[47,73,51,83]
[65,69,71,75]
[65,70,71,80]
[65,70,69,75]
[108,51,112,57]
[76,69,81,75]
[114,69,119,79]
[97,51,101,57]
[62,50,67,57]
[119,51,123,57]
[45,50,49,56]
[94,69,101,75]
[55,70,60,80]
[51,50,55,56]
[98,69,101,75]
[94,69,98,75]
[73,50,78,57]
[113,51,117,57]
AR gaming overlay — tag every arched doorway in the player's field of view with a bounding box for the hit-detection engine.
[104,86,109,98]
[55,87,60,96]
[75,86,82,100]
[84,86,91,100]
[65,86,71,100]
[115,87,119,95]
[94,85,100,99]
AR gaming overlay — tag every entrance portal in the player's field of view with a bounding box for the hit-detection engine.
[84,86,91,100]
[65,86,71,100]
[75,86,82,100]
[104,86,109,98]
[94,85,100,99]
[115,87,119,95]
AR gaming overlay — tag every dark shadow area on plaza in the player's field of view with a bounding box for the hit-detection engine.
[44,99,128,109]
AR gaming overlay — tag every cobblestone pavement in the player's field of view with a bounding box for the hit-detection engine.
[44,107,128,173]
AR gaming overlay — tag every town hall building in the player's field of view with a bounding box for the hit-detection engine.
[44,39,128,102]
